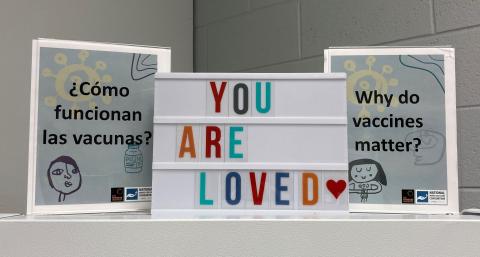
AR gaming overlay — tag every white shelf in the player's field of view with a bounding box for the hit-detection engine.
[0,213,20,219]
[1,212,479,257]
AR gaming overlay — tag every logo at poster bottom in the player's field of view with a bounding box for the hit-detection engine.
[416,190,429,203]
[415,190,447,205]
[125,188,139,201]
[402,189,415,204]
[111,187,124,202]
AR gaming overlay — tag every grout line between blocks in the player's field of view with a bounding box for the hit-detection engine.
[460,187,480,191]
[205,26,209,72]
[297,0,302,59]
[457,105,480,110]
[377,23,480,46]
[193,1,197,72]
[195,0,294,29]
[237,55,324,72]
[431,0,437,34]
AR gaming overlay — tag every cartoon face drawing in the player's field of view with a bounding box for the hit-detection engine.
[348,159,387,203]
[406,130,445,165]
[47,156,82,202]
[350,163,378,183]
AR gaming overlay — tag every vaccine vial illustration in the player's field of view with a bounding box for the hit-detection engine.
[124,144,143,173]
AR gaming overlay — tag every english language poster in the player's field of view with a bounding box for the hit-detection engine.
[326,48,458,213]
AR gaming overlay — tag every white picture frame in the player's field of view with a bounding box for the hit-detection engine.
[27,38,171,214]
[324,47,458,214]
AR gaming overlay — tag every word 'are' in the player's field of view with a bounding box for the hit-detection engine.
[178,125,245,160]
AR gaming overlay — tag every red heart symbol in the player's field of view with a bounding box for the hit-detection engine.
[326,179,346,199]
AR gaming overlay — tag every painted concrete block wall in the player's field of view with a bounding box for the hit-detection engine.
[0,0,193,213]
[195,0,480,210]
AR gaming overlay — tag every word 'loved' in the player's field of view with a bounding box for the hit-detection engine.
[197,171,347,208]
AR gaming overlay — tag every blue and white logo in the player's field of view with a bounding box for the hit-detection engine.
[125,188,138,201]
[416,190,429,203]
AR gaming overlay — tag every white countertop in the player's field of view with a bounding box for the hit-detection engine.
[1,212,479,257]
[0,213,20,219]
[2,211,479,221]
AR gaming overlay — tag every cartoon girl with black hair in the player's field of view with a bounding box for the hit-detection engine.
[348,158,387,203]
[47,155,82,202]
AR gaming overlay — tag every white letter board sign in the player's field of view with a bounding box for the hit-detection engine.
[152,73,349,215]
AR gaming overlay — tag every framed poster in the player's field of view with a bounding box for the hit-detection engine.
[27,39,170,214]
[151,73,349,215]
[324,47,458,214]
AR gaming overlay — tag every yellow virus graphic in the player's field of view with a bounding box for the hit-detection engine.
[344,56,399,117]
[42,50,113,109]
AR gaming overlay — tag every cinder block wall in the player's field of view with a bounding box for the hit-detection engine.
[194,0,480,210]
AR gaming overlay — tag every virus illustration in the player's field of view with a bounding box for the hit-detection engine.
[343,56,399,117]
[41,50,113,109]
